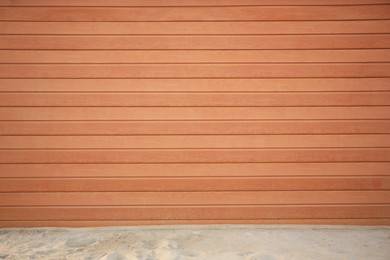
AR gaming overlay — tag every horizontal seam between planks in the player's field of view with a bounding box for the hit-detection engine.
[2,19,390,23]
[1,162,389,165]
[2,4,390,7]
[1,147,390,150]
[1,133,389,136]
[1,77,389,79]
[2,203,389,208]
[1,190,389,194]
[4,32,390,36]
[2,48,390,51]
[2,61,390,63]
[1,178,388,182]
[0,119,389,122]
[1,175,388,179]
[0,218,387,221]
[3,190,390,192]
[3,33,390,36]
[1,91,390,93]
[0,135,390,137]
[1,105,389,107]
[1,204,389,208]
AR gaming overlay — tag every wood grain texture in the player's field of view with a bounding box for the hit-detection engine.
[1,0,388,7]
[0,6,389,21]
[1,2,389,227]
[1,92,389,106]
[1,163,389,178]
[1,107,388,120]
[1,205,389,221]
[1,78,389,92]
[0,135,389,149]
[1,64,389,78]
[0,149,388,163]
[1,35,389,50]
[1,191,389,206]
[3,50,390,63]
[1,219,389,227]
[0,121,388,135]
[2,21,390,35]
[1,177,388,192]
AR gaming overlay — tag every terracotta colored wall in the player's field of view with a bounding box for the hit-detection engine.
[0,0,389,227]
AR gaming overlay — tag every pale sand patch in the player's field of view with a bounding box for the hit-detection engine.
[0,225,389,260]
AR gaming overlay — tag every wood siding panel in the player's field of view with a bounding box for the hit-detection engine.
[1,92,389,106]
[1,135,389,149]
[2,50,390,63]
[2,21,390,35]
[2,191,389,206]
[2,219,389,228]
[1,205,389,221]
[1,177,388,192]
[0,1,389,227]
[0,6,389,21]
[0,121,389,135]
[1,0,389,7]
[0,149,388,163]
[1,163,389,178]
[1,64,390,78]
[1,78,389,92]
[1,107,389,120]
[1,35,389,50]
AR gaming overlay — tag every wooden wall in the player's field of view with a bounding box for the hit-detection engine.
[0,0,389,227]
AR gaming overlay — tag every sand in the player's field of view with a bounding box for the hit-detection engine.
[0,225,389,260]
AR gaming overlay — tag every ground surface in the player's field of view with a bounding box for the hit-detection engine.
[0,225,389,260]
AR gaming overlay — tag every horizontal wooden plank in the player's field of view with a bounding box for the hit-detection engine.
[1,177,388,192]
[0,135,389,149]
[0,121,388,135]
[1,0,388,7]
[1,78,389,92]
[0,35,390,50]
[1,107,389,120]
[2,218,390,227]
[1,35,389,50]
[2,50,390,63]
[1,205,389,220]
[0,6,389,21]
[0,149,388,163]
[1,92,389,106]
[1,191,389,206]
[1,64,389,78]
[2,21,390,34]
[2,50,390,64]
[1,162,388,178]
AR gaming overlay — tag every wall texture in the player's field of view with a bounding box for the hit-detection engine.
[0,0,389,227]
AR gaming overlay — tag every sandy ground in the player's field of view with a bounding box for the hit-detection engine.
[0,225,389,260]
